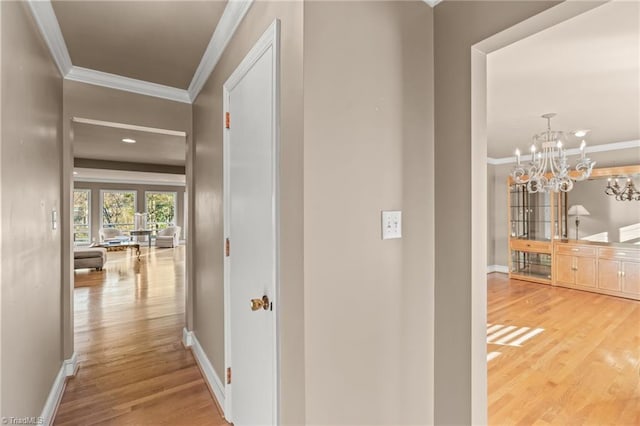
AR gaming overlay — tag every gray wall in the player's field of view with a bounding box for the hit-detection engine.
[74,181,186,242]
[1,1,63,418]
[192,2,304,424]
[304,2,434,424]
[192,1,434,423]
[434,1,560,423]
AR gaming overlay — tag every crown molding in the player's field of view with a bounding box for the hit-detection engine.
[28,0,253,104]
[188,0,254,102]
[487,139,640,165]
[66,66,191,104]
[422,0,442,7]
[72,117,187,137]
[27,0,72,75]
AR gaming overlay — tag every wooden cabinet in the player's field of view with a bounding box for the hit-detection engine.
[553,241,639,300]
[597,247,640,298]
[554,244,596,289]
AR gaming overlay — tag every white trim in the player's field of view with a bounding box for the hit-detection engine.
[182,327,193,347]
[487,265,509,274]
[66,66,191,104]
[72,117,187,137]
[223,20,280,425]
[63,352,79,377]
[41,353,78,426]
[188,0,254,101]
[422,0,442,7]
[26,0,72,76]
[487,139,640,165]
[188,330,226,418]
[75,177,186,187]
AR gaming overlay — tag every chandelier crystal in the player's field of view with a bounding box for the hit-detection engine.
[605,177,640,201]
[511,113,595,193]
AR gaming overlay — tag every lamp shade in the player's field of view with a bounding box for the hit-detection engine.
[568,205,590,216]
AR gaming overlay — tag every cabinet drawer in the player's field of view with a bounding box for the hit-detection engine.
[598,247,640,261]
[511,239,551,253]
[555,244,597,257]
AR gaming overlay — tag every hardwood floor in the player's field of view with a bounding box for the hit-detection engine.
[54,252,639,425]
[55,246,226,426]
[488,273,640,425]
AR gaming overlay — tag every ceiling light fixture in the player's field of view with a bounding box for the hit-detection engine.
[511,113,595,193]
[573,129,590,138]
[73,171,78,175]
[605,177,640,201]
[122,138,136,144]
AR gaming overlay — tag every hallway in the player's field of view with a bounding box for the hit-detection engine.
[55,247,226,425]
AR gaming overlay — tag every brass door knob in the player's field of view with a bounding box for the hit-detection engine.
[250,295,270,311]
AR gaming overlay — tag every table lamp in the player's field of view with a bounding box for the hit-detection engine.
[567,205,590,240]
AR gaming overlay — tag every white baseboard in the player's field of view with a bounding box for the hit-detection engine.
[487,265,509,274]
[63,352,79,377]
[182,327,193,347]
[41,352,78,426]
[183,328,226,417]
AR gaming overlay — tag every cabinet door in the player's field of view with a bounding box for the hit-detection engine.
[598,259,621,291]
[621,262,640,295]
[575,256,597,288]
[556,254,575,286]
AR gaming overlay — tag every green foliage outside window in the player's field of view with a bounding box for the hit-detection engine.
[102,191,136,231]
[73,190,90,242]
[146,192,176,232]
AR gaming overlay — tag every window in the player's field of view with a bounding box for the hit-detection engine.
[101,190,136,232]
[73,189,91,243]
[145,191,177,233]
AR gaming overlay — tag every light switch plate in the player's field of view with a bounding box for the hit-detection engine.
[381,210,402,240]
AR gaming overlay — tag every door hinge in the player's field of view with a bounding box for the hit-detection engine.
[227,367,232,384]
[225,112,231,129]
[225,238,230,257]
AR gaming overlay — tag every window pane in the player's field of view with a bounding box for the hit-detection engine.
[102,191,136,232]
[73,189,90,243]
[146,192,176,233]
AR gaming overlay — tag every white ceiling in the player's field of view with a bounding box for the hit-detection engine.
[72,121,186,166]
[74,168,185,186]
[487,1,640,158]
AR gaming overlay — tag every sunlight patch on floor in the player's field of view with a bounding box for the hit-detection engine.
[486,323,544,347]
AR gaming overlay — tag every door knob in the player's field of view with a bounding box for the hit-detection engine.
[250,295,270,311]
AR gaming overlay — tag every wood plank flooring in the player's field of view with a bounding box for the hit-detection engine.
[488,273,640,425]
[55,246,226,426]
[54,250,639,425]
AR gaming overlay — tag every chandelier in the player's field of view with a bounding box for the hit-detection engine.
[605,177,640,201]
[511,113,595,193]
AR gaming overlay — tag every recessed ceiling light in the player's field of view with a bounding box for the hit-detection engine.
[73,171,78,175]
[573,130,590,138]
[122,138,136,144]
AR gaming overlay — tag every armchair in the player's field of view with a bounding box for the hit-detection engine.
[156,226,181,248]
[99,227,126,242]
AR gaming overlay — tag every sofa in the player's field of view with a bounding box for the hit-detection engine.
[74,247,107,271]
[156,226,181,248]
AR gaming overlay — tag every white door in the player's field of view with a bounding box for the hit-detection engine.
[224,21,279,426]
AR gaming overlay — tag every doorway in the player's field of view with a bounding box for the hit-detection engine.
[471,1,620,423]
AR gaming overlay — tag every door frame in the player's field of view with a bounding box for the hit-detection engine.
[222,19,281,424]
[470,1,607,421]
